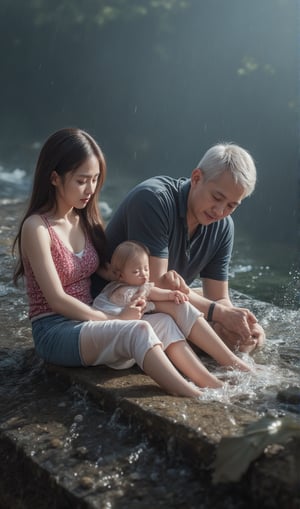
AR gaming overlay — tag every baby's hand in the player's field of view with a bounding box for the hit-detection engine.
[169,290,189,304]
[119,298,146,320]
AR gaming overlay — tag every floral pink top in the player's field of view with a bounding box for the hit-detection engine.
[24,216,99,319]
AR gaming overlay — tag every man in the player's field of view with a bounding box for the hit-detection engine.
[103,143,265,352]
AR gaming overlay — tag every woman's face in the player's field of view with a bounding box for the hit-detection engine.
[52,155,100,210]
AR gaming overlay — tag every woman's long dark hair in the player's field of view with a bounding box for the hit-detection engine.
[13,127,107,284]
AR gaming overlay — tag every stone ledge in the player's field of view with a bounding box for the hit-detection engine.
[47,364,258,464]
[0,351,299,508]
[47,363,300,508]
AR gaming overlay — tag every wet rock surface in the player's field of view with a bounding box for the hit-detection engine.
[0,348,299,509]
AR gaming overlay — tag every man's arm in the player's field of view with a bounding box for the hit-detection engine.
[150,256,265,350]
[157,264,252,343]
[148,256,169,286]
[201,278,231,302]
[148,256,188,291]
[199,278,265,350]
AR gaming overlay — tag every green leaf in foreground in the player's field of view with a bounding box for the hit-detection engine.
[213,415,300,483]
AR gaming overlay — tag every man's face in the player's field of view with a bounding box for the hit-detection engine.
[187,168,246,231]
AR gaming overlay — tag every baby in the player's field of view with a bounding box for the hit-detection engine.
[94,241,189,314]
[94,241,252,374]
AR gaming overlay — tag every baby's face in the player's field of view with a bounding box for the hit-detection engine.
[120,252,150,286]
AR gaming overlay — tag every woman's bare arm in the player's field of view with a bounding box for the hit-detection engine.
[21,216,143,322]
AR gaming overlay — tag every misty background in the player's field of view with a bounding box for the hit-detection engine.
[0,0,299,306]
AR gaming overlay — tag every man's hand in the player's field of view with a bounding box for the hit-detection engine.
[160,270,190,294]
[213,304,256,339]
[212,306,265,353]
[249,321,265,348]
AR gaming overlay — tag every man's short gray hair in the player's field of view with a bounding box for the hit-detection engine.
[197,143,257,197]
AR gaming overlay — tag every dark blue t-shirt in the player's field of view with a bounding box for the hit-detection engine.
[104,176,234,286]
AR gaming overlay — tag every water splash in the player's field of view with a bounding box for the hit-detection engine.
[0,166,26,182]
[200,352,299,416]
[283,267,300,308]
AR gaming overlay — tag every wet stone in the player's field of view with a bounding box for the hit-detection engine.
[79,476,94,490]
[74,445,89,458]
[277,386,300,406]
[50,438,64,449]
[0,342,300,508]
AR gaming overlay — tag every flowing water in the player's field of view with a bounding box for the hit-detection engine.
[0,158,300,506]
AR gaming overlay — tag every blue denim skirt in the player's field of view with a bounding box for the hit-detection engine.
[32,314,84,367]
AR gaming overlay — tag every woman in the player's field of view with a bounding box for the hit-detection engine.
[13,127,229,397]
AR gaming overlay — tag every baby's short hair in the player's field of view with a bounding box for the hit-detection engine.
[111,241,150,275]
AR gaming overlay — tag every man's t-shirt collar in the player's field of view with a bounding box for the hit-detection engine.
[178,178,191,219]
